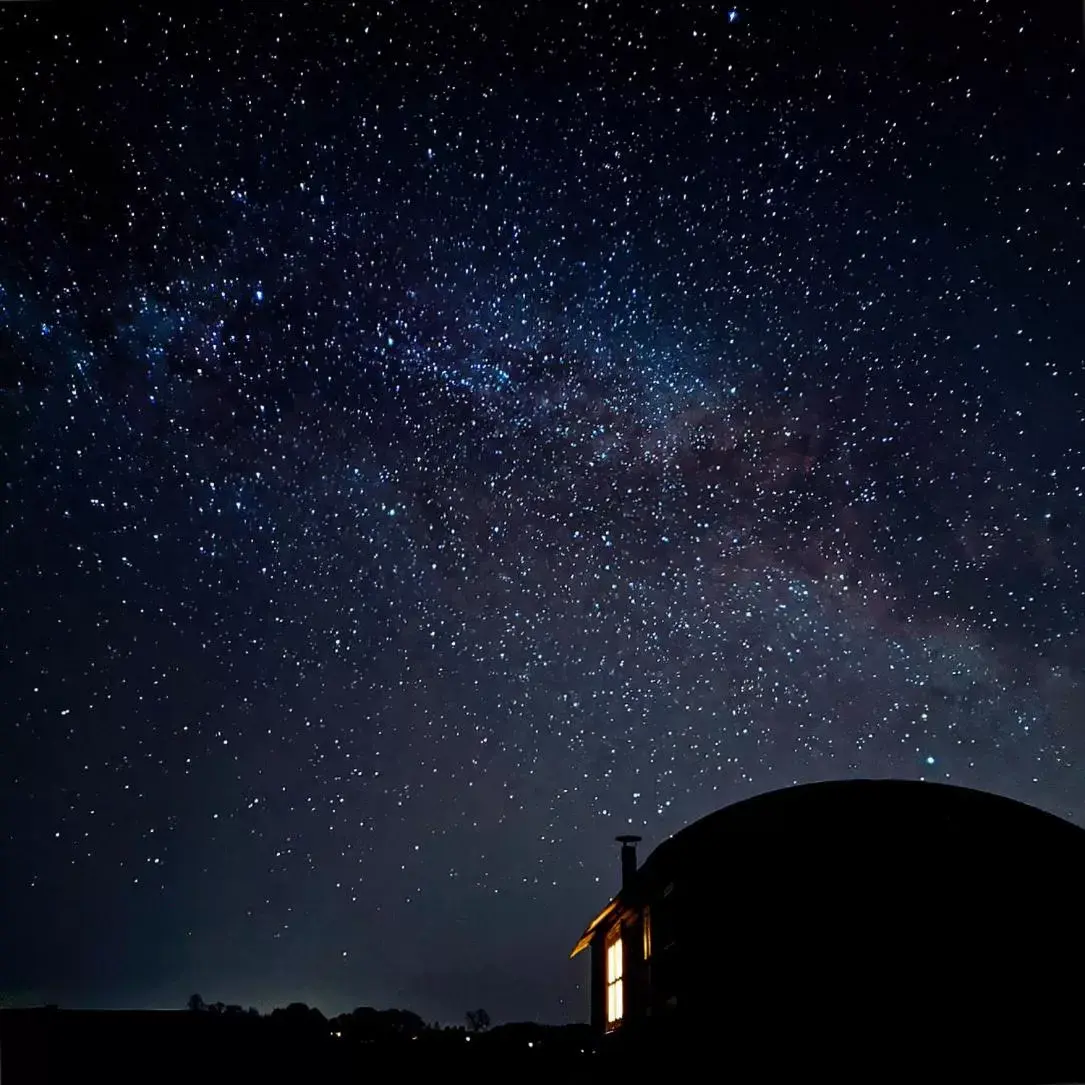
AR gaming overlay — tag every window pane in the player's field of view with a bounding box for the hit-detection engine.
[607,937,622,983]
[605,933,624,1024]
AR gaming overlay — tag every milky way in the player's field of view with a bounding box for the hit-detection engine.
[2,3,1083,1022]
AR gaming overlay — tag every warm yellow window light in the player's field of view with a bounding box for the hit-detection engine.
[642,906,652,960]
[606,932,624,1026]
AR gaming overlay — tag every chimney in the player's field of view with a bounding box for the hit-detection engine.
[615,834,642,890]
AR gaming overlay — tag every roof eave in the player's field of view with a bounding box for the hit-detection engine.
[568,898,620,959]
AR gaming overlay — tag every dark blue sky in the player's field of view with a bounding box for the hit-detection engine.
[1,1,1082,1022]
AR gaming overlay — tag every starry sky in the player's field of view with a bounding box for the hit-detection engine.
[2,1,1083,1023]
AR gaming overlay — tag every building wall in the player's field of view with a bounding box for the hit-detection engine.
[589,930,607,1034]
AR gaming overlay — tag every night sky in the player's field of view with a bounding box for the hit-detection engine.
[2,2,1083,1023]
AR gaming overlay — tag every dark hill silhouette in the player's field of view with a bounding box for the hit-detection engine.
[0,1002,594,1085]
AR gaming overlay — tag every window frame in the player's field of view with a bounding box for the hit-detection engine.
[605,925,624,1029]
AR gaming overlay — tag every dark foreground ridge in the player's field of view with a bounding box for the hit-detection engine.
[0,1005,594,1085]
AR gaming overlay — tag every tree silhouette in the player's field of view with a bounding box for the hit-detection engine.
[269,1001,328,1041]
[186,993,205,1013]
[329,1006,427,1044]
[465,1008,491,1032]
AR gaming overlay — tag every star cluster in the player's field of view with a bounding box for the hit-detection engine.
[1,2,1082,1022]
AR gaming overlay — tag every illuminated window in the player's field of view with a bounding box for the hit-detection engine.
[606,930,624,1027]
[643,906,652,960]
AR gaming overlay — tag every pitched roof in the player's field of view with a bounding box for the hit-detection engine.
[570,779,1085,956]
